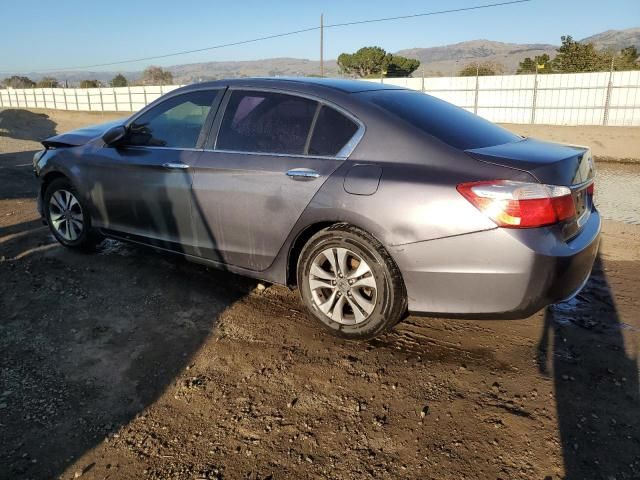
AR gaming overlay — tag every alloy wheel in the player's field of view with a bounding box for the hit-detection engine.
[308,247,378,325]
[49,189,84,242]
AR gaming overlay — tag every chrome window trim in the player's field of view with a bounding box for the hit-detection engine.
[212,86,366,160]
[119,145,203,152]
[208,149,345,161]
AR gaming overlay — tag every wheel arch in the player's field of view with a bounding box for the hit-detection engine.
[287,221,337,287]
[285,219,396,288]
[40,171,70,201]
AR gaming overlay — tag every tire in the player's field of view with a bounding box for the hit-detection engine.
[44,177,101,251]
[297,223,407,340]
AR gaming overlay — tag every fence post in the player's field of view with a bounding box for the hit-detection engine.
[98,87,104,113]
[531,67,539,124]
[421,69,425,93]
[74,88,79,111]
[602,57,614,126]
[127,86,132,111]
[143,88,148,106]
[63,89,68,110]
[473,66,480,115]
[52,89,57,110]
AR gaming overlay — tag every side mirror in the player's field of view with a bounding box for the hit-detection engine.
[102,125,127,146]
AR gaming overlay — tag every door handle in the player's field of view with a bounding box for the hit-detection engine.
[162,162,189,170]
[286,168,320,181]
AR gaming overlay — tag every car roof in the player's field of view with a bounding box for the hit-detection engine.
[181,77,407,94]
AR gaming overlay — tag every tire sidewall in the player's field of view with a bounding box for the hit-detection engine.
[298,228,399,339]
[44,178,93,248]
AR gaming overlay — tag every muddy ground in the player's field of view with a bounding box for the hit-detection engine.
[1,108,639,480]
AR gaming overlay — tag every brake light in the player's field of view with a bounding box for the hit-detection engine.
[457,180,576,228]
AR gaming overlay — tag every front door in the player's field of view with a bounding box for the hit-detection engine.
[86,89,221,253]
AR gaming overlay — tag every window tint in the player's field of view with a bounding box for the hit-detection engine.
[363,90,520,150]
[127,90,218,148]
[217,91,318,155]
[308,106,359,156]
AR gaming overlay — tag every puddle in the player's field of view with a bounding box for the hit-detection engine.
[595,163,640,225]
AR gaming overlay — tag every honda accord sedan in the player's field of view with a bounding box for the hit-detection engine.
[33,77,600,339]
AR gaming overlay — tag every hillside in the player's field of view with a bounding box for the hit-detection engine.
[582,28,640,52]
[396,40,556,75]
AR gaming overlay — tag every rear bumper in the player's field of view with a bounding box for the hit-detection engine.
[389,210,601,319]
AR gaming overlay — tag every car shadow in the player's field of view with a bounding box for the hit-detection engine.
[537,254,640,479]
[0,109,57,141]
[0,155,258,479]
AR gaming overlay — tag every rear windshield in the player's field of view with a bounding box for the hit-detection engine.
[362,90,520,150]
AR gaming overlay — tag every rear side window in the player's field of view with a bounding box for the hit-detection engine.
[127,90,218,148]
[363,90,520,150]
[308,106,359,156]
[217,91,318,155]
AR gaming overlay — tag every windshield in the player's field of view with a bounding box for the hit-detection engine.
[361,89,521,150]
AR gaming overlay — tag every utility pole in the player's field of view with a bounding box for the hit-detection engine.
[320,13,324,77]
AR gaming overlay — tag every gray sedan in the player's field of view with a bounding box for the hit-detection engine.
[34,77,600,339]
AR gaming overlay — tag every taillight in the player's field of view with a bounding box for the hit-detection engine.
[587,182,595,196]
[457,180,576,228]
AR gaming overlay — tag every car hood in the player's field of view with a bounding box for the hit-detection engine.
[42,118,127,148]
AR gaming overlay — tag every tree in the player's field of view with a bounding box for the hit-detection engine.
[613,46,640,71]
[551,35,607,73]
[79,79,100,88]
[2,75,36,88]
[338,46,420,78]
[517,54,553,74]
[36,77,59,88]
[338,47,388,77]
[459,62,503,76]
[110,74,128,87]
[140,65,173,85]
[386,54,421,77]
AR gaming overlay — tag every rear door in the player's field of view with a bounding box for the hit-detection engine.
[191,89,362,270]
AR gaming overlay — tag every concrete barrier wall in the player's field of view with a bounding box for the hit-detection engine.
[1,70,639,126]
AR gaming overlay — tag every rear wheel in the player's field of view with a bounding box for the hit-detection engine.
[297,224,407,340]
[44,178,100,251]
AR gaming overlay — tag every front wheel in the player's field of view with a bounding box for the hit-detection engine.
[44,177,101,251]
[297,224,407,340]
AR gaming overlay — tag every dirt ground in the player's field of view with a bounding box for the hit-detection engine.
[1,108,639,480]
[505,124,640,163]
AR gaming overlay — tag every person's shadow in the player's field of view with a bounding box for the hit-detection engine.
[537,255,640,479]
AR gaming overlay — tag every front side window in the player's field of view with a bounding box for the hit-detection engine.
[308,106,359,156]
[216,91,318,155]
[127,90,218,148]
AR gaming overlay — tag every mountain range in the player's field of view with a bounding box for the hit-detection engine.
[3,28,638,84]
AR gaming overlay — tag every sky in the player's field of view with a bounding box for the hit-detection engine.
[0,0,638,73]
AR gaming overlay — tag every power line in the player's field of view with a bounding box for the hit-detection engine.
[34,0,531,72]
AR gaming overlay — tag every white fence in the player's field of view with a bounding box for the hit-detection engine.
[1,70,639,126]
[378,70,640,126]
[0,85,182,113]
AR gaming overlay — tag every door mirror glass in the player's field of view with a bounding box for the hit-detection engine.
[102,125,127,146]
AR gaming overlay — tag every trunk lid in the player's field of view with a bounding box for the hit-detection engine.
[42,119,126,148]
[467,137,596,239]
[465,138,594,186]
